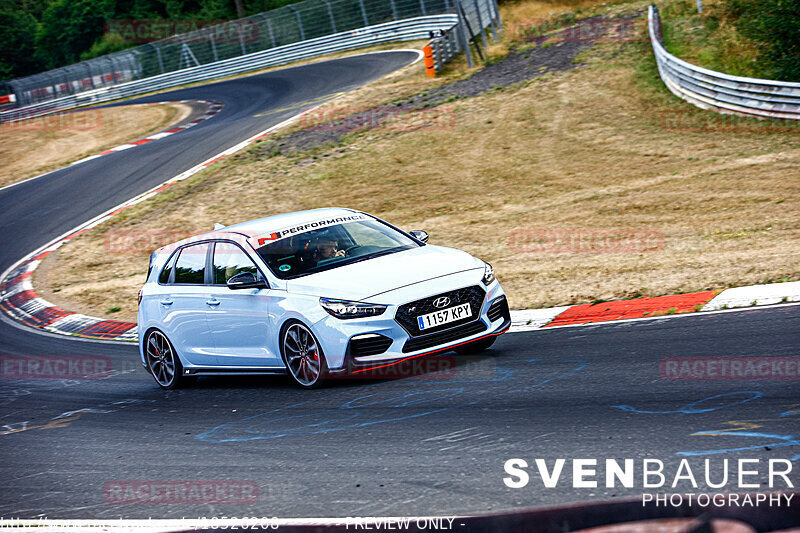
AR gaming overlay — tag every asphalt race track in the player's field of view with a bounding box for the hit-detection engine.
[1,51,799,519]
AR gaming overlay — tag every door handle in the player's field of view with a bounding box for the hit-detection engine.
[159,299,173,306]
[206,299,220,306]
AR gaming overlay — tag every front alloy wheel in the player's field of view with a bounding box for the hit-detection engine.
[282,322,326,388]
[145,330,190,389]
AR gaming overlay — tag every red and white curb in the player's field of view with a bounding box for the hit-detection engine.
[0,99,224,196]
[0,104,330,342]
[69,100,224,166]
[511,283,800,332]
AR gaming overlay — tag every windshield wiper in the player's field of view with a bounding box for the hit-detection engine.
[346,246,409,265]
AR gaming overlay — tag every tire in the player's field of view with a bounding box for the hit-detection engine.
[454,335,497,355]
[144,329,193,390]
[280,321,327,389]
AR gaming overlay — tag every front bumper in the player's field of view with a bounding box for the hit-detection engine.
[312,278,509,374]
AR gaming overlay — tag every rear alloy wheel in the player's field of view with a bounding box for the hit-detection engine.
[454,335,497,355]
[145,330,191,389]
[282,322,326,388]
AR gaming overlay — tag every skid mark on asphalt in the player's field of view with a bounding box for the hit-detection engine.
[0,399,154,436]
[423,427,516,452]
[679,430,800,461]
[0,366,139,407]
[613,393,800,461]
[679,405,800,461]
[611,391,762,414]
[197,359,588,443]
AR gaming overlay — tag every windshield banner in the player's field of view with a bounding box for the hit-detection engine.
[249,214,366,247]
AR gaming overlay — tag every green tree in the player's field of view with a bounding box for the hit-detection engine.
[35,0,114,69]
[0,2,42,79]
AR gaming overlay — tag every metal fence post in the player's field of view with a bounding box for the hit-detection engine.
[420,0,427,16]
[47,72,58,102]
[456,0,473,67]
[236,23,247,55]
[209,33,219,62]
[288,5,305,41]
[265,16,276,48]
[154,43,165,74]
[389,0,398,20]
[472,0,488,51]
[322,0,337,33]
[491,0,502,31]
[485,0,498,42]
[85,63,96,89]
[358,0,369,26]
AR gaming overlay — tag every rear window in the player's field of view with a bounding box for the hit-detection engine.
[173,243,210,284]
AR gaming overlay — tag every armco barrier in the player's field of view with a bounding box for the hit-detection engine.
[648,5,800,120]
[0,15,458,124]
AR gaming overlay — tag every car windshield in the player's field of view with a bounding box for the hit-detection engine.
[255,218,420,279]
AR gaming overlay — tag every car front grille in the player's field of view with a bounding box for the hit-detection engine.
[349,334,393,357]
[402,320,488,353]
[487,296,510,323]
[395,285,486,338]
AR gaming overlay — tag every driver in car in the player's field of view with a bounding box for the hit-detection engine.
[314,236,346,261]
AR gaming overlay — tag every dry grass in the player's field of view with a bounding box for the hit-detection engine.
[659,0,765,78]
[0,103,188,188]
[33,1,800,321]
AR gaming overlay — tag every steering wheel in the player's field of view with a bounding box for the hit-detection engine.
[342,245,360,256]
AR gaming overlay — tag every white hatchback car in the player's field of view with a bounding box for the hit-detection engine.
[138,208,510,389]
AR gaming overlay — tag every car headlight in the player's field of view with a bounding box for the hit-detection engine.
[319,298,387,319]
[482,262,495,285]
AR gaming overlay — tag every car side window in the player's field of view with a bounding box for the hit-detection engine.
[173,243,210,284]
[213,242,258,284]
[158,254,175,284]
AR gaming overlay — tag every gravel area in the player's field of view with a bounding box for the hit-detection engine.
[255,13,642,157]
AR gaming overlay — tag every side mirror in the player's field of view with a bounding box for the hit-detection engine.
[409,230,429,243]
[226,271,268,290]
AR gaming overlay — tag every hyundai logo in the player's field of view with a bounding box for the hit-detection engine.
[433,296,450,309]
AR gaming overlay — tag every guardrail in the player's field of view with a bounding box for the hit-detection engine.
[0,14,459,124]
[424,0,500,75]
[648,5,800,120]
[427,26,462,73]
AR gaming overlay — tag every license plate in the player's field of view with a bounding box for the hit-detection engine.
[417,302,472,331]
